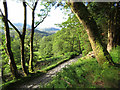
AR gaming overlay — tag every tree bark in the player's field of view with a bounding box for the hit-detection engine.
[115,2,120,46]
[21,2,28,76]
[3,1,20,79]
[29,9,35,72]
[29,1,38,72]
[107,2,120,52]
[20,37,28,76]
[69,2,114,65]
[107,9,115,52]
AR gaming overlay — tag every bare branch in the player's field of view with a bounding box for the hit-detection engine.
[26,2,33,10]
[0,9,4,17]
[34,12,48,29]
[26,0,39,10]
[8,20,22,38]
[0,8,21,38]
[61,78,72,87]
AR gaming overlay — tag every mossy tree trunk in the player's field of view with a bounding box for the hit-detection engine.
[28,0,48,72]
[3,1,20,79]
[29,1,38,72]
[20,2,29,76]
[29,9,35,72]
[69,2,114,65]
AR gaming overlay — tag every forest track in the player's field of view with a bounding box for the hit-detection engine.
[16,55,82,89]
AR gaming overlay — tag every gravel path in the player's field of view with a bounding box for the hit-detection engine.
[17,55,81,89]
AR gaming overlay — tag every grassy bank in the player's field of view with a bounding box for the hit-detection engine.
[42,46,120,88]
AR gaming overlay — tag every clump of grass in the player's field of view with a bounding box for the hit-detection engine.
[42,46,120,88]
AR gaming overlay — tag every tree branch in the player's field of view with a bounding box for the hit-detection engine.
[34,12,48,29]
[26,0,39,10]
[26,2,33,10]
[0,8,21,38]
[0,9,4,17]
[8,20,22,38]
[0,9,21,37]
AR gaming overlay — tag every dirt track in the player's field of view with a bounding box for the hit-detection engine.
[16,55,81,89]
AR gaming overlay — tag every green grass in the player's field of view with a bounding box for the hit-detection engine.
[39,57,70,72]
[110,46,120,63]
[35,51,79,72]
[1,51,79,89]
[1,72,45,90]
[42,46,120,88]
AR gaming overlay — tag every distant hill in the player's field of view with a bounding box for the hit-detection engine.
[12,23,31,30]
[1,23,60,36]
[12,23,60,33]
[27,29,53,37]
[39,27,60,33]
[42,27,60,31]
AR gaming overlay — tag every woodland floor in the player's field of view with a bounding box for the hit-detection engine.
[13,55,81,89]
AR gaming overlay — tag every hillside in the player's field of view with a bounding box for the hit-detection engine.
[40,27,60,33]
[13,23,60,33]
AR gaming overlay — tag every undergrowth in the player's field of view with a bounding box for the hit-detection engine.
[1,51,79,89]
[42,46,120,88]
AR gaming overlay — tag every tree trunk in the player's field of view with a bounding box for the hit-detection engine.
[69,2,114,65]
[107,2,120,52]
[20,2,28,76]
[20,37,28,76]
[115,2,120,46]
[107,11,115,52]
[3,1,20,79]
[29,10,34,72]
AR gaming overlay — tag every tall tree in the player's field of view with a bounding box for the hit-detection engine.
[26,0,49,72]
[20,1,28,76]
[0,1,29,76]
[0,0,20,79]
[86,2,120,52]
[28,0,39,72]
[107,2,120,51]
[69,2,114,65]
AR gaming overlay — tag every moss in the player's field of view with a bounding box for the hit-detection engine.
[89,38,113,65]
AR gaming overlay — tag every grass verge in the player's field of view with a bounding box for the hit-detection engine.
[42,46,120,88]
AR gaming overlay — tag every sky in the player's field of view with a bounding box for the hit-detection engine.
[0,0,70,29]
